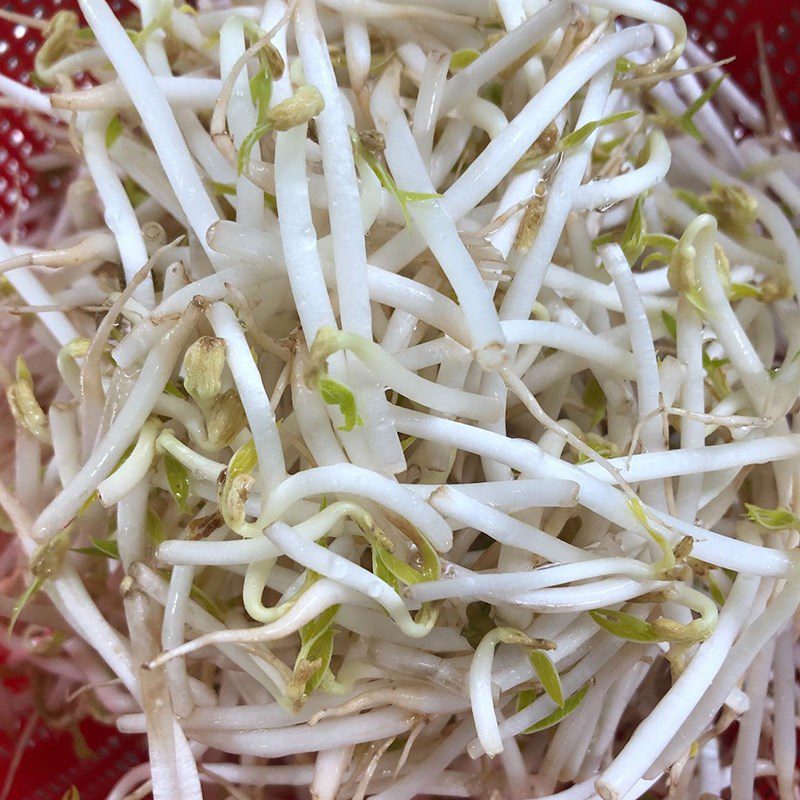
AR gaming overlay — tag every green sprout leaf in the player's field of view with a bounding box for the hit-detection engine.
[236,23,281,175]
[592,233,615,250]
[219,438,258,531]
[620,194,647,263]
[661,311,677,340]
[318,376,363,432]
[242,20,268,45]
[250,66,273,126]
[8,576,46,636]
[189,582,226,620]
[133,1,172,48]
[517,688,537,712]
[615,57,636,74]
[304,628,335,694]
[410,527,440,582]
[147,508,165,544]
[643,233,679,252]
[595,195,652,264]
[372,542,423,590]
[72,538,121,560]
[164,381,187,398]
[679,76,724,140]
[522,682,591,733]
[8,531,71,636]
[728,283,761,302]
[292,604,339,700]
[349,127,440,226]
[7,355,49,443]
[371,544,398,590]
[744,503,800,531]
[77,491,98,518]
[303,603,339,646]
[211,182,237,197]
[641,233,678,271]
[577,433,620,463]
[396,190,444,204]
[105,115,123,149]
[122,176,148,208]
[229,439,258,481]
[164,453,190,511]
[589,608,661,642]
[61,788,81,800]
[674,188,708,215]
[702,349,730,399]
[529,649,564,708]
[484,82,503,106]
[592,135,625,164]
[450,48,480,72]
[627,496,675,570]
[640,250,671,270]
[685,288,712,317]
[707,573,725,606]
[368,49,397,77]
[582,375,606,429]
[558,110,638,152]
[238,122,272,176]
[358,512,440,595]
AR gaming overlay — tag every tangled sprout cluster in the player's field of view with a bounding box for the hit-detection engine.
[0,0,799,799]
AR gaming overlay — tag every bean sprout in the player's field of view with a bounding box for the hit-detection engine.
[0,2,798,799]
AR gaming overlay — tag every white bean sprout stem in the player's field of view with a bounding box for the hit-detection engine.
[0,2,799,800]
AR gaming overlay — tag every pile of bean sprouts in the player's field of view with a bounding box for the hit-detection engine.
[1,0,799,798]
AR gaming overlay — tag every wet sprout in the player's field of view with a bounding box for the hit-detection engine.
[0,3,797,800]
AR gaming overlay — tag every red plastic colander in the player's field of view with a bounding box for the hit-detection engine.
[0,0,132,228]
[0,0,799,798]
